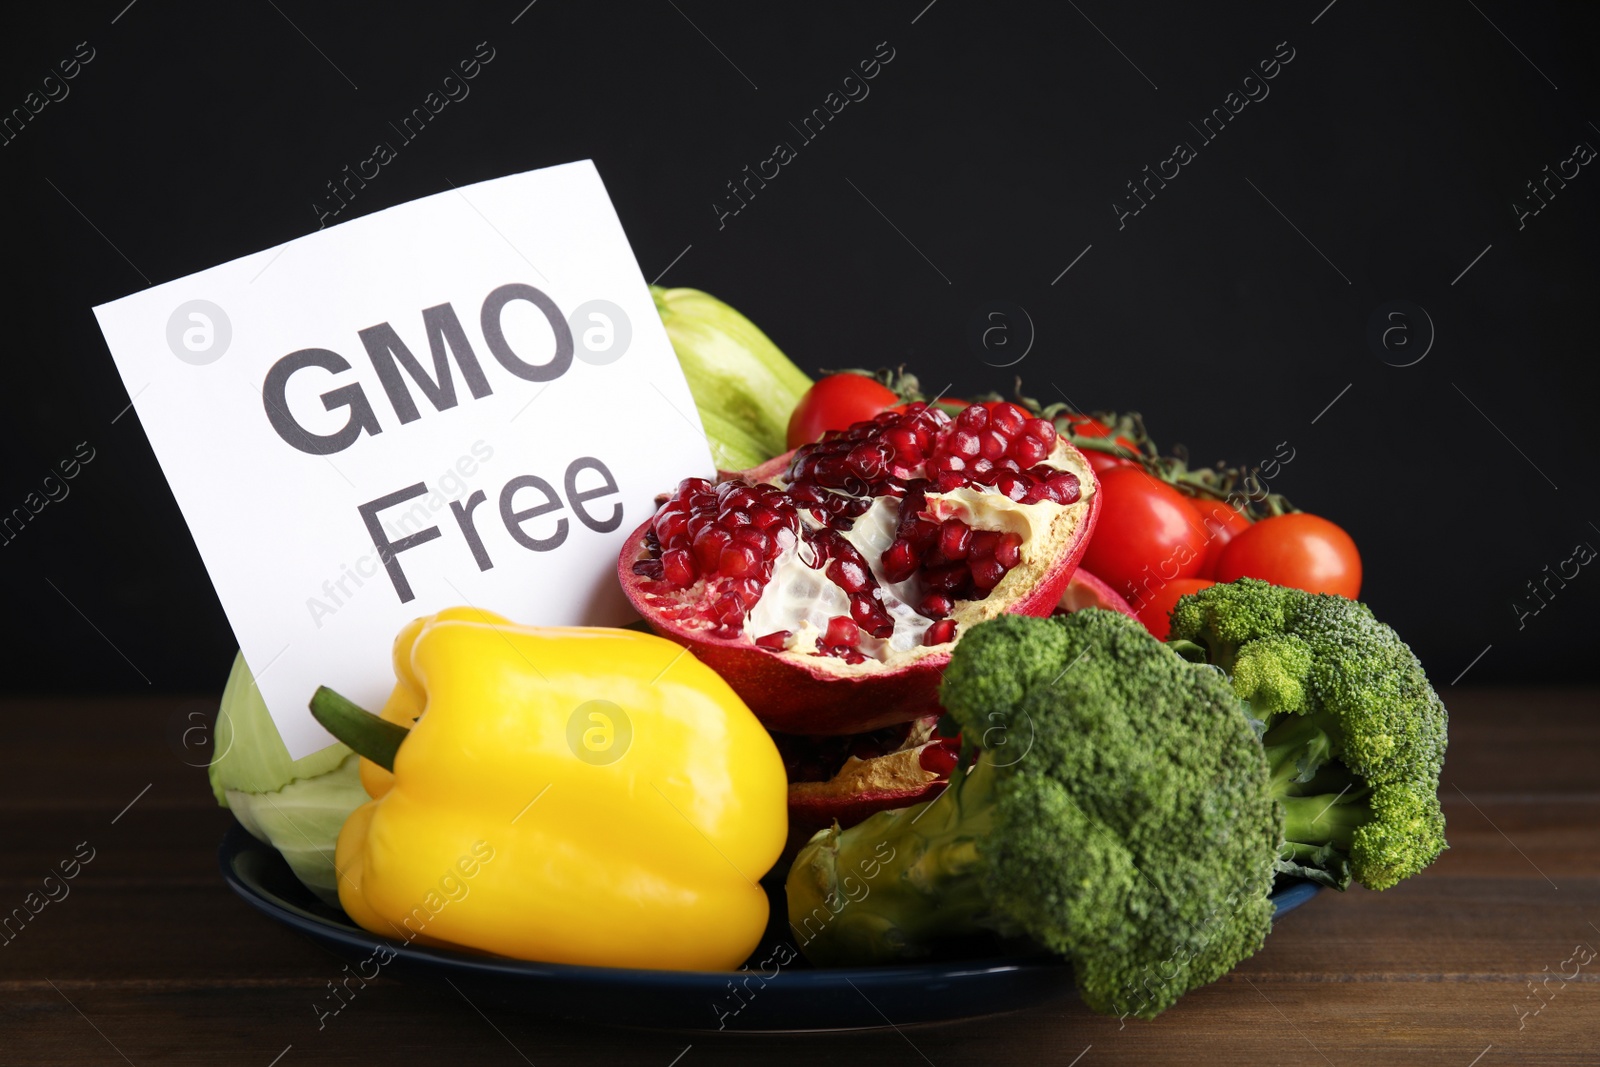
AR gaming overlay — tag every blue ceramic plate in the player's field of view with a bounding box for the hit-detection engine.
[219,825,1320,1032]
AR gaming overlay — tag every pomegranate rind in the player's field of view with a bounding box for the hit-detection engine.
[1057,567,1138,618]
[617,438,1101,734]
[784,735,948,860]
[788,745,942,808]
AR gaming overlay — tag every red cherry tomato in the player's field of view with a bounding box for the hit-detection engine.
[1194,500,1253,578]
[1134,578,1215,641]
[1060,414,1139,473]
[1213,512,1362,599]
[1081,467,1210,604]
[786,374,901,450]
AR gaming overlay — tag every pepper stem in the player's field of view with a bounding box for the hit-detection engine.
[308,686,408,771]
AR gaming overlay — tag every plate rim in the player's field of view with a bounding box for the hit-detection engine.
[217,824,1066,989]
[218,823,1320,989]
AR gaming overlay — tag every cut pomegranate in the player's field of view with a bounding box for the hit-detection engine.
[619,401,1100,734]
[779,714,954,860]
[1054,566,1138,619]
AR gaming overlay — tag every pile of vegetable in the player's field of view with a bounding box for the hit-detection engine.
[212,288,1447,1020]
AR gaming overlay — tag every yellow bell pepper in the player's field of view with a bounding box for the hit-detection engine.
[355,606,483,802]
[321,608,788,971]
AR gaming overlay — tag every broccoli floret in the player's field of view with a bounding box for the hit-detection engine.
[1168,579,1448,891]
[785,609,1281,1019]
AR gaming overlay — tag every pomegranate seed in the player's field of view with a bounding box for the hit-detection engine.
[989,402,1028,436]
[816,457,853,487]
[934,470,966,492]
[1012,435,1050,467]
[925,564,968,595]
[972,556,1011,588]
[1039,472,1081,505]
[925,619,958,645]
[661,548,695,588]
[882,540,918,583]
[919,593,955,618]
[884,426,922,459]
[787,483,826,506]
[755,630,791,650]
[994,532,1023,568]
[918,741,960,776]
[732,528,772,555]
[970,530,1000,558]
[882,485,927,579]
[939,519,972,560]
[1023,417,1056,444]
[632,558,665,580]
[968,458,996,484]
[824,616,860,647]
[829,556,869,593]
[716,593,745,623]
[693,527,732,572]
[851,595,894,637]
[655,511,686,544]
[841,496,872,519]
[971,556,1006,591]
[957,404,988,430]
[995,471,1030,501]
[846,443,887,478]
[980,430,1009,461]
[720,543,762,577]
[949,430,981,458]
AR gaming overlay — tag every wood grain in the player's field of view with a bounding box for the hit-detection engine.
[2,687,1596,1065]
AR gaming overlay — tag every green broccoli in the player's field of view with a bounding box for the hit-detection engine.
[785,609,1281,1019]
[1166,578,1448,891]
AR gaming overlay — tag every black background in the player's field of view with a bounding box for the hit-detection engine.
[2,0,1595,695]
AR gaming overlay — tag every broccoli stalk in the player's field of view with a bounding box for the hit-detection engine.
[1168,579,1449,891]
[786,609,1282,1019]
[787,756,1017,967]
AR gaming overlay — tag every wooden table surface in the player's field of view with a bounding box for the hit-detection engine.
[3,687,1596,1065]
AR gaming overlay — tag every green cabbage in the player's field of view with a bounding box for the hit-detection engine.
[208,653,368,906]
[652,286,812,470]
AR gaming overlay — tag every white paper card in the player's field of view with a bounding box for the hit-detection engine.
[94,161,713,759]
